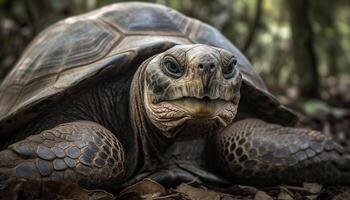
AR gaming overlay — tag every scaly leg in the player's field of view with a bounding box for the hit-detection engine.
[0,121,125,189]
[212,118,350,186]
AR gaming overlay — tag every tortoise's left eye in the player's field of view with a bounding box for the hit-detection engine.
[223,58,237,79]
[162,56,183,78]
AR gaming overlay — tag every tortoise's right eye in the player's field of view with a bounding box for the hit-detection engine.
[223,58,237,79]
[162,56,183,78]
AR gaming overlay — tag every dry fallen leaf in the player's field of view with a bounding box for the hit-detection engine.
[333,191,350,200]
[210,184,257,197]
[89,189,115,200]
[175,183,236,200]
[302,183,322,194]
[277,191,294,200]
[120,178,167,198]
[305,195,318,200]
[254,191,273,200]
[0,180,114,200]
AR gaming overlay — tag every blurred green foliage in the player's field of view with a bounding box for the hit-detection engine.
[0,0,349,100]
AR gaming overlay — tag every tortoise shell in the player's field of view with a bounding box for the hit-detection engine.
[0,2,297,139]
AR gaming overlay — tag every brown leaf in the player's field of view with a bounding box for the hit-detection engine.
[302,183,322,194]
[333,191,350,200]
[1,180,41,200]
[175,183,234,200]
[305,195,318,200]
[237,185,258,195]
[42,181,91,199]
[1,180,114,200]
[210,184,257,196]
[89,189,115,200]
[254,191,273,200]
[277,192,294,200]
[120,179,166,198]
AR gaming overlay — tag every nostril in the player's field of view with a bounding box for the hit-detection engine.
[210,64,215,70]
[198,64,204,70]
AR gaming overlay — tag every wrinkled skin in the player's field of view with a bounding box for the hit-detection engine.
[143,45,241,137]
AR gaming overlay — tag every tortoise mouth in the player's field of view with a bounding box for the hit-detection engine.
[165,96,233,118]
[144,91,238,136]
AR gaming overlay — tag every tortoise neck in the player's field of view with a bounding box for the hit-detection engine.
[129,57,170,171]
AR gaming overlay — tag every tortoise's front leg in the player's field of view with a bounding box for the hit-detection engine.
[212,118,350,186]
[0,121,125,189]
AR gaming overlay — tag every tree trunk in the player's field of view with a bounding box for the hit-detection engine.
[311,0,340,77]
[287,0,320,99]
[242,0,263,53]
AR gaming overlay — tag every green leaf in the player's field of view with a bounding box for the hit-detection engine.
[302,99,330,116]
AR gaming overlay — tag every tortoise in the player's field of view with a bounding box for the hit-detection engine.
[0,2,349,191]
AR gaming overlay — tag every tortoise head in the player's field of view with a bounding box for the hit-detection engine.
[134,44,242,138]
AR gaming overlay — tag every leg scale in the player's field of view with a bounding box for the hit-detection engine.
[0,121,125,189]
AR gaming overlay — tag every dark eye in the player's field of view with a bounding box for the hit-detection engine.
[223,58,237,79]
[162,56,183,78]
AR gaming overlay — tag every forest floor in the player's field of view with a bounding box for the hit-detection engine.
[2,76,350,200]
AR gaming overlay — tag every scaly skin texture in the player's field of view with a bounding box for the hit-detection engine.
[212,119,350,186]
[0,121,125,189]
